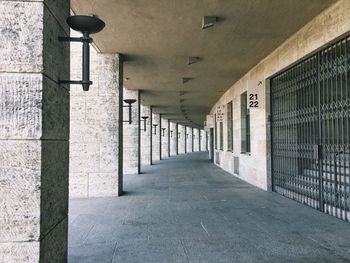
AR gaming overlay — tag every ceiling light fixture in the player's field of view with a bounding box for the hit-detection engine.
[188,56,200,65]
[182,77,192,84]
[202,16,217,30]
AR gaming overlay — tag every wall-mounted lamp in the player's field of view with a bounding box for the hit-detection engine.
[153,124,158,135]
[123,99,137,124]
[59,15,105,91]
[170,130,174,138]
[161,128,166,137]
[140,116,149,131]
[178,132,181,138]
[186,133,189,139]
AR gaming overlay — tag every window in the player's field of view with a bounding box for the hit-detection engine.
[241,92,251,153]
[214,114,217,150]
[219,122,223,150]
[227,101,233,151]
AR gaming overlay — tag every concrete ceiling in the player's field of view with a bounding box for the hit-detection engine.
[71,0,335,127]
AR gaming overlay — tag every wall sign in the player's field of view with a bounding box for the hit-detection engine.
[247,80,265,109]
[216,105,225,122]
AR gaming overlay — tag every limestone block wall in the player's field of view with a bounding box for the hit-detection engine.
[0,1,70,261]
[161,117,169,159]
[123,88,139,174]
[69,32,122,198]
[210,0,350,191]
[152,113,160,161]
[141,105,151,167]
[178,125,186,154]
[170,122,177,156]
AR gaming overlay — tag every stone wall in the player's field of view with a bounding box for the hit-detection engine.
[69,31,122,198]
[123,88,139,174]
[210,0,350,190]
[0,1,70,261]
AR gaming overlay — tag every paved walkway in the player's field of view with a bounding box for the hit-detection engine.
[68,152,350,263]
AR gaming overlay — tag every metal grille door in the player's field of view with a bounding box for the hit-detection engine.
[271,36,350,222]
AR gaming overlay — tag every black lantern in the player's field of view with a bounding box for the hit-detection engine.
[123,99,137,124]
[170,130,173,138]
[59,15,105,91]
[153,124,158,135]
[161,128,166,137]
[186,133,189,139]
[140,116,149,131]
[178,132,181,138]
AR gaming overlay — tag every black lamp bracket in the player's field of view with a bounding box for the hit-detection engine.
[140,116,149,131]
[122,99,137,124]
[58,15,105,91]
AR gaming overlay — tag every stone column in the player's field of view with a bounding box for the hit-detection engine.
[194,128,200,152]
[167,119,171,157]
[179,125,186,154]
[200,130,205,151]
[185,126,187,153]
[186,126,193,153]
[152,113,160,162]
[159,114,162,160]
[0,1,70,262]
[141,104,151,167]
[192,128,196,152]
[123,88,139,175]
[161,117,168,159]
[169,122,177,156]
[150,106,153,165]
[176,123,179,155]
[70,30,123,198]
[199,129,201,151]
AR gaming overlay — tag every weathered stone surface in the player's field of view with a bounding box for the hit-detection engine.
[0,141,41,241]
[178,125,186,154]
[0,1,70,261]
[152,113,160,161]
[40,141,69,237]
[70,142,100,174]
[0,73,42,139]
[160,117,169,159]
[42,76,69,140]
[0,2,43,73]
[169,122,177,156]
[140,105,151,167]
[0,241,40,263]
[69,42,121,198]
[123,88,139,175]
[89,173,118,197]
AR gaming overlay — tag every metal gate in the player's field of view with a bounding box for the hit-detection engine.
[271,36,350,222]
